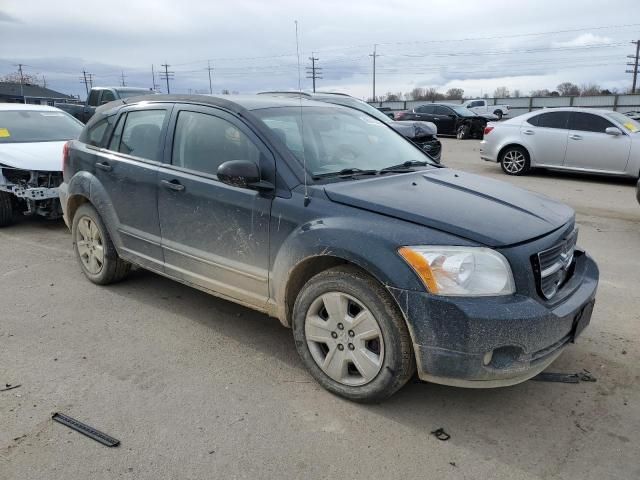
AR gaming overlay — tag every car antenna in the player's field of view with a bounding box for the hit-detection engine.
[295,20,310,207]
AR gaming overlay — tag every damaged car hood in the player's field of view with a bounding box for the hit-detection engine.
[391,121,438,139]
[0,141,66,172]
[323,168,574,247]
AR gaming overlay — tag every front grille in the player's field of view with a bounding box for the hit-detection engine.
[534,229,578,300]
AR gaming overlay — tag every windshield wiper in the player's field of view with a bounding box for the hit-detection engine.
[379,160,431,173]
[313,168,378,179]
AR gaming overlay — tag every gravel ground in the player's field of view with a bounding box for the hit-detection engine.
[1,138,639,480]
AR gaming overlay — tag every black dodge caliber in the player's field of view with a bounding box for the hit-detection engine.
[59,94,598,402]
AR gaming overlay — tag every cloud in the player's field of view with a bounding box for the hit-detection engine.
[552,33,613,48]
[0,11,21,23]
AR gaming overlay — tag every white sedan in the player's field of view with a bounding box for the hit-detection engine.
[0,104,83,226]
[480,107,640,177]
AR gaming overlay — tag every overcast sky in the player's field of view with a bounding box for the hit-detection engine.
[1,0,639,100]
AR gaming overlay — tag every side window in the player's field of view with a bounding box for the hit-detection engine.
[535,112,569,129]
[435,106,453,115]
[108,114,126,151]
[415,105,428,113]
[568,112,614,133]
[87,90,100,107]
[86,119,109,147]
[119,110,167,161]
[100,90,116,104]
[172,111,260,176]
[526,114,540,126]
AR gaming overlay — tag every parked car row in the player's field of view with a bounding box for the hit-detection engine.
[56,86,156,123]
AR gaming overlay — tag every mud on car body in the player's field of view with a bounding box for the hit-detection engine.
[0,104,83,226]
[60,94,599,402]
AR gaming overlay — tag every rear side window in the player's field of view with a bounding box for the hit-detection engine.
[171,111,260,176]
[528,111,569,129]
[118,110,166,161]
[87,90,100,106]
[568,112,614,133]
[85,115,116,147]
[101,90,116,104]
[416,105,433,114]
[434,106,453,115]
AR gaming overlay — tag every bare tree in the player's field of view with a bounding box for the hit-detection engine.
[493,86,510,98]
[580,83,601,96]
[513,89,521,98]
[383,91,402,102]
[557,82,580,96]
[406,87,426,101]
[221,89,230,95]
[1,71,42,85]
[445,88,464,100]
[530,89,551,97]
[425,87,444,102]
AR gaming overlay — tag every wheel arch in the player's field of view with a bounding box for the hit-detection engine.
[498,143,531,164]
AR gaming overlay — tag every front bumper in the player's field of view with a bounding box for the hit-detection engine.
[0,184,59,200]
[389,252,598,388]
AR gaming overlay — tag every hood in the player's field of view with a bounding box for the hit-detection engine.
[323,168,574,247]
[391,120,437,138]
[0,141,66,172]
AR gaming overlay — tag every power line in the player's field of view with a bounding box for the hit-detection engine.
[79,70,92,96]
[159,63,174,94]
[14,63,25,103]
[151,64,160,91]
[627,40,640,94]
[305,55,321,92]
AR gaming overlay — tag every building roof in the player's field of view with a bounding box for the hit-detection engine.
[0,82,73,99]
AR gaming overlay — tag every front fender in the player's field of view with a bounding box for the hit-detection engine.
[66,171,123,250]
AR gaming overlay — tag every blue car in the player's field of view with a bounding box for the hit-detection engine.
[59,94,599,402]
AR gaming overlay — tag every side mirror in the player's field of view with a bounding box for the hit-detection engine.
[605,127,622,136]
[217,160,273,191]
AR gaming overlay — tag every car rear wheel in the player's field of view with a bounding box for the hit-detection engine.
[493,110,503,120]
[0,192,14,227]
[292,265,415,403]
[456,124,470,140]
[72,204,130,284]
[500,146,530,175]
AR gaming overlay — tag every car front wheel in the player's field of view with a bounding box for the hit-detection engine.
[500,146,530,175]
[292,265,415,403]
[493,110,503,120]
[0,192,14,227]
[456,124,470,140]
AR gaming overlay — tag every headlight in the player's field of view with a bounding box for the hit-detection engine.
[398,246,515,296]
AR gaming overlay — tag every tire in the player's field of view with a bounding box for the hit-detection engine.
[493,110,503,120]
[0,192,14,227]
[292,265,415,403]
[71,204,130,285]
[456,124,470,140]
[500,146,530,176]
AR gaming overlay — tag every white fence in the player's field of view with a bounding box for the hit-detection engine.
[369,95,640,117]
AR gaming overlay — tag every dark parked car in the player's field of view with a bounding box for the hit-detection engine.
[259,91,442,162]
[60,94,599,402]
[376,106,395,119]
[56,86,156,123]
[396,103,492,139]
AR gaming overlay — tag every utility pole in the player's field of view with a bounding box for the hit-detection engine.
[369,45,378,102]
[160,63,174,94]
[305,54,322,93]
[15,63,25,103]
[627,40,640,94]
[87,73,94,89]
[151,65,160,91]
[42,75,47,88]
[120,71,127,87]
[206,61,214,94]
[80,70,90,96]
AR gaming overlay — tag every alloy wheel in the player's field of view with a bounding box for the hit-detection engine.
[502,150,526,174]
[305,292,385,386]
[75,215,105,274]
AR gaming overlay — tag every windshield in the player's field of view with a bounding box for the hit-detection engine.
[0,110,83,143]
[606,112,640,133]
[117,89,155,99]
[255,106,434,177]
[448,105,476,117]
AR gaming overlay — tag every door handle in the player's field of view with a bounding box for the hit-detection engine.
[161,179,185,191]
[95,162,112,172]
[522,130,535,135]
[569,134,582,140]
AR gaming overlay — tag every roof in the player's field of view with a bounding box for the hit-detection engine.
[113,93,333,112]
[0,82,73,99]
[0,103,66,112]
